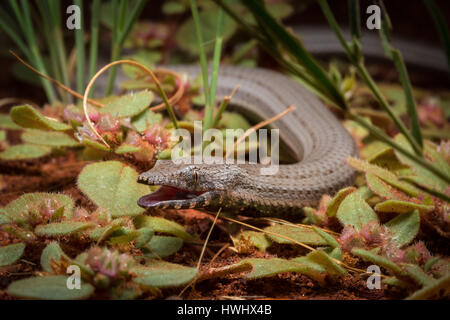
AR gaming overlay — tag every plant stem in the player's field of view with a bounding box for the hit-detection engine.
[88,0,101,97]
[350,114,450,185]
[205,8,225,131]
[377,2,423,150]
[47,0,68,82]
[52,3,70,102]
[105,0,148,95]
[40,1,65,101]
[0,8,33,62]
[317,0,353,58]
[242,0,348,109]
[212,85,240,128]
[356,62,422,155]
[411,183,450,203]
[74,0,85,94]
[189,0,211,131]
[84,60,179,148]
[117,0,128,32]
[19,0,57,103]
[317,0,423,156]
[348,0,361,40]
[391,49,423,148]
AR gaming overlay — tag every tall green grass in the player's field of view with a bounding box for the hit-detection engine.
[213,0,450,196]
[0,0,147,101]
[189,0,226,132]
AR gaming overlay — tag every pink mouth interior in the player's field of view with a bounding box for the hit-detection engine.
[138,186,203,207]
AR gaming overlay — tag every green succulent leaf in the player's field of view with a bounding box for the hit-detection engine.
[210,256,327,284]
[10,105,71,131]
[0,243,26,267]
[352,248,403,276]
[329,247,343,260]
[406,274,450,300]
[394,135,449,192]
[135,227,154,249]
[145,235,183,258]
[326,187,357,217]
[88,224,122,242]
[366,173,412,201]
[312,227,339,249]
[385,210,420,247]
[107,228,141,244]
[383,276,409,288]
[336,191,379,231]
[374,200,434,214]
[235,231,272,252]
[0,210,11,225]
[355,186,374,200]
[1,225,36,242]
[347,157,419,196]
[424,257,441,272]
[3,192,75,223]
[81,138,111,152]
[0,114,21,129]
[131,261,197,288]
[22,130,80,147]
[78,161,151,217]
[35,222,95,237]
[403,264,435,287]
[216,112,252,130]
[99,91,153,118]
[131,109,162,133]
[344,119,369,140]
[239,257,326,283]
[72,252,95,276]
[115,144,141,154]
[360,140,392,161]
[0,144,51,160]
[41,242,70,273]
[134,216,194,240]
[265,224,327,246]
[7,275,94,300]
[87,217,129,242]
[120,79,173,92]
[362,142,407,172]
[297,250,347,277]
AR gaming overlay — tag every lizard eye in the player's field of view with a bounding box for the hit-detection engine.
[192,169,200,184]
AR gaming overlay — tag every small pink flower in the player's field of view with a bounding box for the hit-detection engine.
[75,123,100,142]
[89,111,101,122]
[338,225,365,252]
[85,247,133,278]
[143,125,169,148]
[63,107,84,123]
[63,105,100,123]
[96,113,120,133]
[360,222,390,247]
[383,242,405,263]
[38,198,60,219]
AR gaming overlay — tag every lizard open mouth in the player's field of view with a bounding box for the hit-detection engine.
[137,186,205,209]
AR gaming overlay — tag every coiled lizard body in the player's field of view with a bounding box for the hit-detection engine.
[137,66,358,217]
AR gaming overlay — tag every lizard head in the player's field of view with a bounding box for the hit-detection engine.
[137,159,246,210]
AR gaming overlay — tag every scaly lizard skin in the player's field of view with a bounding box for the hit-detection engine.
[137,66,358,217]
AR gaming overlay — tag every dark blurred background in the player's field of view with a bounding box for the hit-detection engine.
[1,0,449,105]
